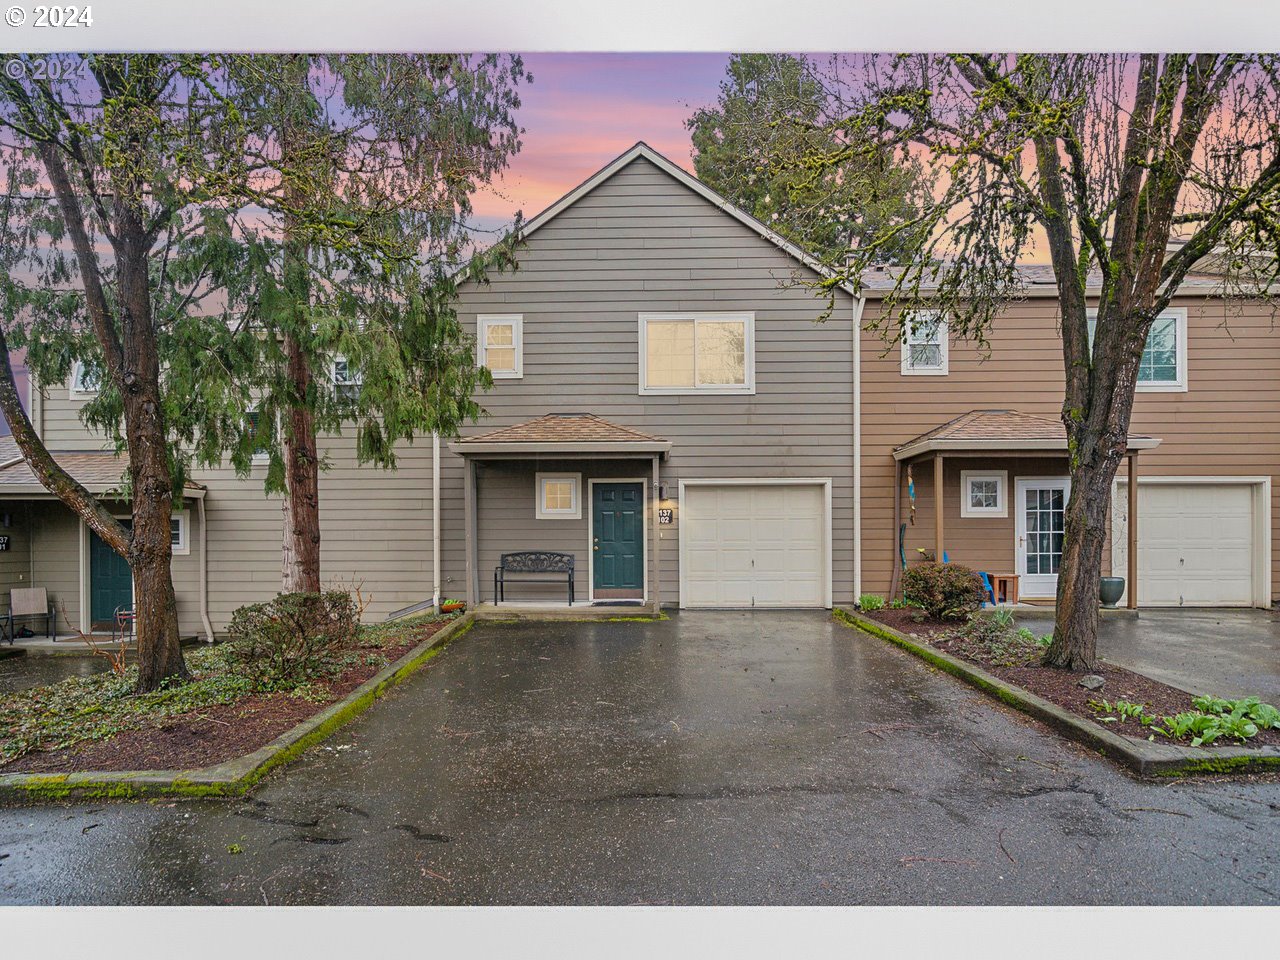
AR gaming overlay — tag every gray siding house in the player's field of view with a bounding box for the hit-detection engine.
[1,143,859,636]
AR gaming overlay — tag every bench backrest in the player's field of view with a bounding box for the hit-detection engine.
[11,587,48,616]
[499,551,574,574]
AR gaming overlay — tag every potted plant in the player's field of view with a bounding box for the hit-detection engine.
[440,598,466,614]
[1099,577,1125,608]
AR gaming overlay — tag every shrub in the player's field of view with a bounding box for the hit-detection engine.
[941,611,1044,667]
[228,590,360,689]
[901,562,988,621]
[858,593,886,611]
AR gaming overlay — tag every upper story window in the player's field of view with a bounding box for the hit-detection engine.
[332,356,361,401]
[901,311,949,376]
[1087,308,1187,392]
[69,360,101,397]
[478,315,523,379]
[639,312,755,395]
[246,408,273,464]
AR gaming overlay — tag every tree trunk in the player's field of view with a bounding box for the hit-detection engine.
[281,332,322,594]
[1043,456,1120,670]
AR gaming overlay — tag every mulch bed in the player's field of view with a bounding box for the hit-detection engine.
[864,610,1280,750]
[3,619,451,775]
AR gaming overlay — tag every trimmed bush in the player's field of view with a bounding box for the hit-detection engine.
[901,561,987,621]
[228,591,360,688]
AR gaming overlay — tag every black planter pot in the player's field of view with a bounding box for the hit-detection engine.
[1099,577,1125,608]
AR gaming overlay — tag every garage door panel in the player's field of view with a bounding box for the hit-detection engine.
[1115,482,1255,607]
[681,483,828,608]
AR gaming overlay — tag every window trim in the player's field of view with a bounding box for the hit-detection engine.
[638,311,756,396]
[1087,307,1188,393]
[332,355,362,401]
[900,310,949,376]
[170,510,190,556]
[246,405,272,465]
[478,315,524,380]
[69,360,100,398]
[960,470,1008,518]
[535,472,581,520]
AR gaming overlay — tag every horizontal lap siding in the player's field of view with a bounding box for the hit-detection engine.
[447,157,856,605]
[0,503,33,614]
[861,297,1280,603]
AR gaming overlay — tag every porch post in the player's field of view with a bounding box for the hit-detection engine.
[1127,451,1138,609]
[464,457,478,607]
[933,452,945,563]
[888,458,902,600]
[651,455,661,616]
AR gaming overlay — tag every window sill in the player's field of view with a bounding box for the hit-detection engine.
[638,386,755,396]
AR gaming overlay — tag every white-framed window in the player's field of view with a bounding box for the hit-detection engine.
[246,407,272,464]
[1086,308,1187,392]
[638,312,755,395]
[332,355,361,401]
[170,510,190,555]
[901,311,949,375]
[535,472,581,520]
[69,360,101,397]
[960,470,1008,518]
[478,315,523,379]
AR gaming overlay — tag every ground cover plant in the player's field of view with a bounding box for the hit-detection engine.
[0,602,458,772]
[1091,694,1280,746]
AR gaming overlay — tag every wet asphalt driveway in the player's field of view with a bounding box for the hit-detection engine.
[1,611,1278,905]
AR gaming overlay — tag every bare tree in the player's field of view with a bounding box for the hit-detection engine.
[776,55,1280,668]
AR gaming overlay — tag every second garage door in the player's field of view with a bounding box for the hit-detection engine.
[1114,481,1258,606]
[680,482,829,608]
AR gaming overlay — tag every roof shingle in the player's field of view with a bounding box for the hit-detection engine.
[458,413,666,446]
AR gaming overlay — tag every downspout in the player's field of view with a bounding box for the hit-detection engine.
[852,295,866,602]
[30,373,42,440]
[432,432,441,609]
[197,496,215,643]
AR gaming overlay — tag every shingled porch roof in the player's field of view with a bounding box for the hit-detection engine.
[0,437,207,498]
[450,413,671,458]
[892,410,1161,461]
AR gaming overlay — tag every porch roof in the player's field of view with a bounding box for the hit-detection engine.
[449,413,671,458]
[0,437,206,498]
[892,409,1161,461]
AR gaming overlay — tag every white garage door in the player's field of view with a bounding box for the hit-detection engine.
[680,482,829,608]
[1114,482,1256,606]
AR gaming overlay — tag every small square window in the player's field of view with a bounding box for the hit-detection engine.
[479,315,523,379]
[333,356,362,401]
[901,311,949,375]
[961,470,1007,518]
[69,360,101,397]
[170,511,190,555]
[535,472,581,520]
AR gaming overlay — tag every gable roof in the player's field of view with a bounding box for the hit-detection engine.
[892,409,1160,460]
[451,413,671,457]
[491,141,857,297]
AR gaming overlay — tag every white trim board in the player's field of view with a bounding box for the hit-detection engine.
[1110,475,1271,609]
[586,478,648,604]
[676,477,834,610]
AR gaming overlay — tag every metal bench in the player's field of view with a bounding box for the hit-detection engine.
[6,587,55,643]
[494,551,575,605]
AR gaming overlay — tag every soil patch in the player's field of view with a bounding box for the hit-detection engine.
[3,619,450,774]
[864,611,1280,750]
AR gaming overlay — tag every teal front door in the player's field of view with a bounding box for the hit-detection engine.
[89,525,133,627]
[592,482,644,599]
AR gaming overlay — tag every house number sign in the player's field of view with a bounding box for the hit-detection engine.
[0,536,9,551]
[657,508,674,525]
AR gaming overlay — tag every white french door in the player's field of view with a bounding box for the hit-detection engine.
[1016,478,1070,598]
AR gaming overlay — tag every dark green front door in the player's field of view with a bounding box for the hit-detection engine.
[592,482,644,598]
[89,525,133,626]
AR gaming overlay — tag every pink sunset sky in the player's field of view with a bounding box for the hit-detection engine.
[468,53,732,234]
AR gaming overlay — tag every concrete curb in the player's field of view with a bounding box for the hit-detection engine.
[0,613,475,804]
[834,607,1280,777]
